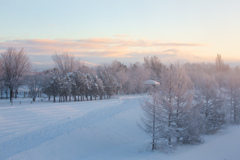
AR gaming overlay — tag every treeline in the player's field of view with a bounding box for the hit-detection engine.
[0,48,165,102]
[140,55,240,151]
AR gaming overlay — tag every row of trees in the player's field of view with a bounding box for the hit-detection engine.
[41,70,119,102]
[140,58,240,151]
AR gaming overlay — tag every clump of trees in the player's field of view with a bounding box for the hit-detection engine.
[140,55,240,151]
[40,69,119,102]
[140,63,202,151]
[40,52,120,102]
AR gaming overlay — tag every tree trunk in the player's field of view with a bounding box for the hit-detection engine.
[234,101,237,123]
[168,113,171,145]
[10,89,13,102]
[15,89,18,98]
[6,89,8,98]
[152,102,156,150]
[54,96,56,102]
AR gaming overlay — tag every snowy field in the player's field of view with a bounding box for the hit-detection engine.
[1,95,240,160]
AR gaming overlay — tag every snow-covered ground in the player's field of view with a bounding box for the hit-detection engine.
[0,95,240,160]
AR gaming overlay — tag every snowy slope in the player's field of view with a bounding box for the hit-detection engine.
[1,96,240,160]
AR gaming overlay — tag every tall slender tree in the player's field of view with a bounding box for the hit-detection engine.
[140,93,160,150]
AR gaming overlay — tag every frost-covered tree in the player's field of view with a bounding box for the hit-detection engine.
[26,72,43,102]
[195,73,225,134]
[115,69,129,94]
[68,71,88,101]
[49,76,61,102]
[158,64,201,145]
[143,56,165,81]
[224,69,240,123]
[59,75,72,102]
[52,52,76,75]
[97,60,128,94]
[85,74,94,101]
[41,68,60,101]
[141,63,202,150]
[94,76,105,100]
[128,62,149,94]
[140,93,161,150]
[99,71,119,98]
[90,75,105,100]
[69,71,80,101]
[69,75,77,101]
[41,69,62,102]
[60,75,72,101]
[0,48,31,102]
[78,73,89,101]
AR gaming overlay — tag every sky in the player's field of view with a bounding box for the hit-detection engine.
[0,0,240,69]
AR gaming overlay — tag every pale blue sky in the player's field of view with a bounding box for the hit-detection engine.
[1,0,240,68]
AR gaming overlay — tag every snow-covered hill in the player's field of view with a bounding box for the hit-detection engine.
[0,96,240,160]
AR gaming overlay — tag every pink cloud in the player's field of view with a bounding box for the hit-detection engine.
[0,37,205,60]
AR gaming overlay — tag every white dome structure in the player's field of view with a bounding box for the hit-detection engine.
[143,80,160,85]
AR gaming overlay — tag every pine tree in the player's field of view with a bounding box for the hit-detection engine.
[140,93,161,150]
